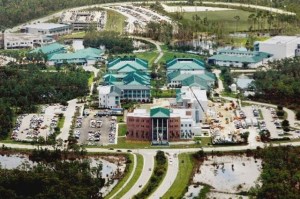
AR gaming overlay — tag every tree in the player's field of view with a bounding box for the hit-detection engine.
[296,111,300,120]
[282,119,290,131]
[234,15,240,33]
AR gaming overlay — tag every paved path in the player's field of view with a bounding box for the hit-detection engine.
[56,99,77,141]
[150,152,179,199]
[129,36,163,64]
[108,153,137,199]
[122,151,155,199]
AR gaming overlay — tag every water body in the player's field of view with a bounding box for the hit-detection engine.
[235,74,254,89]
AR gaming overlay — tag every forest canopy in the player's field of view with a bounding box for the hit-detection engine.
[252,57,300,108]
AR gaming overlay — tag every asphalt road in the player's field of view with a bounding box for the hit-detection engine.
[122,151,155,199]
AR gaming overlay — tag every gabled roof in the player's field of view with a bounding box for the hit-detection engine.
[31,42,65,55]
[116,85,150,90]
[181,75,209,90]
[208,50,272,63]
[49,47,103,61]
[108,58,148,71]
[167,70,181,80]
[123,72,150,85]
[150,107,170,118]
[166,58,206,70]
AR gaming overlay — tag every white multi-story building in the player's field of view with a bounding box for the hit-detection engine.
[3,33,53,49]
[176,86,208,123]
[254,36,300,60]
[98,85,121,109]
[21,23,72,36]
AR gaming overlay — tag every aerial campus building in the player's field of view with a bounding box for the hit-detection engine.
[126,86,208,143]
[254,36,300,60]
[30,43,104,65]
[208,49,273,68]
[21,23,72,36]
[59,11,106,31]
[3,33,53,49]
[98,58,151,108]
[166,58,216,90]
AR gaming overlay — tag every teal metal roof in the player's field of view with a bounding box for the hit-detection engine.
[31,43,65,55]
[49,47,103,61]
[166,58,206,70]
[108,58,148,72]
[103,72,150,86]
[181,75,209,90]
[150,107,170,118]
[167,70,181,80]
[208,50,272,63]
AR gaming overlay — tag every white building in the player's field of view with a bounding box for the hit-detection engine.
[21,23,72,36]
[208,49,273,68]
[176,86,208,123]
[254,36,300,60]
[3,33,53,49]
[98,85,121,109]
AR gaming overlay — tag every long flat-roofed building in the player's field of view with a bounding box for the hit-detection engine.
[254,36,300,59]
[60,11,106,31]
[4,33,53,49]
[21,23,72,36]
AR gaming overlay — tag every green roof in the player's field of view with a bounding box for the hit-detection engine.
[208,50,272,63]
[31,43,65,56]
[166,58,205,71]
[181,75,209,90]
[150,107,170,118]
[104,72,150,86]
[49,47,103,63]
[108,58,148,72]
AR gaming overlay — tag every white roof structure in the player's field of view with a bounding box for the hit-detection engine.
[180,86,207,102]
[98,85,112,95]
[261,36,300,45]
[23,23,69,30]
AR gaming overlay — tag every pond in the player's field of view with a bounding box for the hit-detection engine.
[235,74,254,90]
[184,155,262,198]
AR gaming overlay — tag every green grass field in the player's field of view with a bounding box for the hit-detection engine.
[182,10,253,32]
[105,10,127,33]
[160,51,205,64]
[110,154,144,199]
[116,51,159,66]
[163,153,195,199]
[118,124,127,137]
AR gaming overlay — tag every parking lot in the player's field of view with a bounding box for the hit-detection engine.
[74,109,116,146]
[12,104,66,141]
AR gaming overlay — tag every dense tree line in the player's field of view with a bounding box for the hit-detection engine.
[0,0,141,31]
[252,57,300,108]
[143,21,173,44]
[0,65,90,138]
[0,149,105,199]
[83,31,134,54]
[250,146,300,199]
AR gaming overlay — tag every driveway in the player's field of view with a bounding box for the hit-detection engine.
[150,152,179,199]
[122,151,155,199]
[56,99,78,142]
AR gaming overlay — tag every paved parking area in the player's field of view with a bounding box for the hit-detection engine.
[75,110,116,146]
[12,104,66,141]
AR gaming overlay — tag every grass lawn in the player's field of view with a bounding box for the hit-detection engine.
[162,153,194,199]
[118,124,127,137]
[159,51,205,64]
[105,10,127,33]
[110,154,144,199]
[88,73,94,87]
[57,116,65,129]
[87,137,211,149]
[182,10,253,32]
[62,31,86,39]
[117,115,124,123]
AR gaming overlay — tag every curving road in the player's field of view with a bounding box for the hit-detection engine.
[108,153,137,199]
[122,151,155,199]
[150,152,179,199]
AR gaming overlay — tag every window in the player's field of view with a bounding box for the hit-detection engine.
[189,124,191,127]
